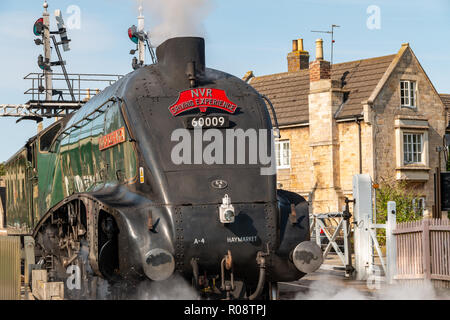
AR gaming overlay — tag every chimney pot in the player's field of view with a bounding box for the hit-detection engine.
[297,39,304,52]
[315,38,324,61]
[292,40,298,52]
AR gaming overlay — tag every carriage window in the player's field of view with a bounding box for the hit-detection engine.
[40,123,62,152]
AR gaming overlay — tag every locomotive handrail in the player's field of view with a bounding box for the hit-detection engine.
[57,97,117,140]
[261,94,281,139]
[115,97,137,143]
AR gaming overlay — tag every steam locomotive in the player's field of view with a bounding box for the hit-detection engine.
[4,37,322,299]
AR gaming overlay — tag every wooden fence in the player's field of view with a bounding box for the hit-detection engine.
[0,236,21,299]
[393,219,450,288]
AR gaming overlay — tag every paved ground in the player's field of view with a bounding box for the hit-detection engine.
[9,245,450,300]
[279,268,376,300]
[279,253,450,300]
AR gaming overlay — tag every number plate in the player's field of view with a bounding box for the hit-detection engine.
[184,116,230,129]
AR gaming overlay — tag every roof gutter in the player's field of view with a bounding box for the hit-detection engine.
[335,115,364,123]
[277,116,364,129]
[355,116,363,174]
[279,122,310,129]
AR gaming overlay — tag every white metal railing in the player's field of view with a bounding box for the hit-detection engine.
[310,200,354,278]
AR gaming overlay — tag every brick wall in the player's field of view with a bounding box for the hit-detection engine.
[287,51,310,72]
[309,60,331,82]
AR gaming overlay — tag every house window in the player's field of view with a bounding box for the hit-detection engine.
[400,80,417,108]
[275,140,290,169]
[412,197,425,217]
[403,133,423,164]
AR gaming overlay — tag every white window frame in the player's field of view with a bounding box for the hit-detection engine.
[395,122,429,169]
[400,80,417,108]
[275,140,290,169]
[403,132,423,165]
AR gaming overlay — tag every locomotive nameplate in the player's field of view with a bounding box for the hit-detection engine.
[169,88,237,116]
[184,116,229,129]
[99,127,126,151]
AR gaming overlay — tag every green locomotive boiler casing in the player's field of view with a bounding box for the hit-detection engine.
[5,97,138,234]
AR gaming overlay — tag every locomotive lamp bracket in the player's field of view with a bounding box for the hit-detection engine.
[219,194,236,224]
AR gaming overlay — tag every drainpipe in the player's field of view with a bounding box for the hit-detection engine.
[355,116,363,174]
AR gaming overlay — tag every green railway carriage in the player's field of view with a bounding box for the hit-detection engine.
[4,148,33,234]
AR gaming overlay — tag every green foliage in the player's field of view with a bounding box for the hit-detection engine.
[0,162,5,176]
[375,179,422,245]
[376,180,421,223]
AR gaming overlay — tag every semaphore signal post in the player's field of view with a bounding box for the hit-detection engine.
[0,1,122,132]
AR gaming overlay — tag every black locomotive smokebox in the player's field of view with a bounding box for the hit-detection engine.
[156,37,206,83]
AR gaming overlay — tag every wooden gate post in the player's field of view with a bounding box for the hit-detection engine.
[386,201,397,284]
[422,219,431,280]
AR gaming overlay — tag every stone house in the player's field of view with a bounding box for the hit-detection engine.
[250,38,448,217]
[441,94,450,121]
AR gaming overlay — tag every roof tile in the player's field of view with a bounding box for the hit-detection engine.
[251,54,396,126]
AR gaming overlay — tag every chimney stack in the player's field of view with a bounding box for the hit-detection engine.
[309,38,330,82]
[287,38,310,72]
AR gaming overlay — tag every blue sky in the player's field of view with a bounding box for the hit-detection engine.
[0,0,449,162]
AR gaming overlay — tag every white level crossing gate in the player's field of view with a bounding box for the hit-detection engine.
[311,174,397,284]
[352,174,397,284]
[310,209,354,278]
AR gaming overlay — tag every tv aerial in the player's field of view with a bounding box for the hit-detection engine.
[311,24,340,65]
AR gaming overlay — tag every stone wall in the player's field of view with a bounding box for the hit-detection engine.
[278,121,366,213]
[337,121,360,196]
[276,126,312,199]
[371,47,447,217]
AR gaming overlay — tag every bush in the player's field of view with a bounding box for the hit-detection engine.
[0,162,4,176]
[375,178,422,245]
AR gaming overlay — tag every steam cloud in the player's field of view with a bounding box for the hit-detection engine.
[131,274,200,300]
[294,275,450,300]
[139,0,214,47]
